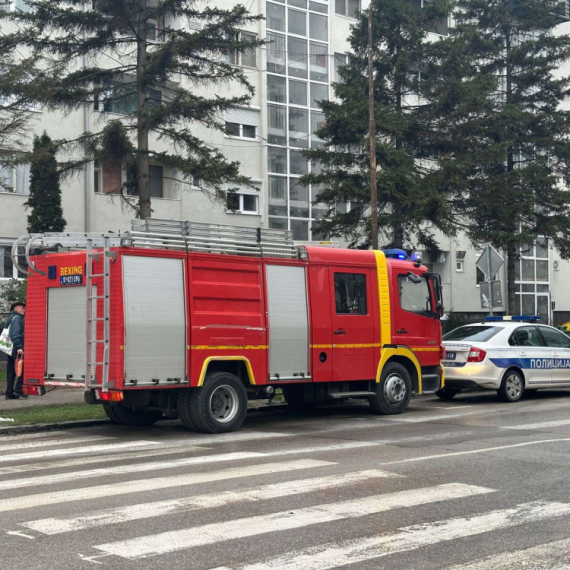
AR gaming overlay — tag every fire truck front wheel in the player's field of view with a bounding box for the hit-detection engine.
[179,372,248,434]
[369,362,412,415]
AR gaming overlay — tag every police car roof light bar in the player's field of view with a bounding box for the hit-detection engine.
[485,315,541,322]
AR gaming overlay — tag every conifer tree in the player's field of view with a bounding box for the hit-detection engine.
[427,0,570,313]
[0,0,263,219]
[303,0,454,249]
[25,133,66,233]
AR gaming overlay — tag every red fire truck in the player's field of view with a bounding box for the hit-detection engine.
[13,219,444,433]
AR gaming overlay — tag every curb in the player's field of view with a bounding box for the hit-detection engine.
[0,418,110,435]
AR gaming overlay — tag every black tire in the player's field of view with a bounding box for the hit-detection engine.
[180,372,248,434]
[103,403,126,425]
[177,389,199,431]
[369,362,412,415]
[435,388,458,401]
[281,384,308,410]
[112,406,163,426]
[498,369,524,402]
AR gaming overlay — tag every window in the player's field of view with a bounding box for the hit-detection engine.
[0,243,26,279]
[291,219,309,240]
[269,176,287,216]
[289,150,308,174]
[127,165,164,198]
[267,2,286,31]
[539,327,570,349]
[147,13,165,42]
[268,105,287,145]
[289,80,307,106]
[456,250,465,272]
[267,32,286,74]
[289,107,309,148]
[310,1,327,13]
[290,178,309,217]
[309,13,327,41]
[310,42,328,82]
[398,274,432,315]
[509,326,542,347]
[334,273,367,315]
[94,159,102,194]
[268,146,287,173]
[226,186,260,215]
[227,31,257,68]
[443,326,501,342]
[288,37,308,79]
[311,82,328,109]
[334,53,347,83]
[224,108,259,140]
[311,110,326,148]
[0,161,30,194]
[288,9,306,36]
[335,0,360,18]
[268,75,286,103]
[95,84,162,115]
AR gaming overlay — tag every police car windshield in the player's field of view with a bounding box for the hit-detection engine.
[443,326,501,342]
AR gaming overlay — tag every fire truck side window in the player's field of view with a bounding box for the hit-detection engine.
[334,273,367,315]
[398,274,432,316]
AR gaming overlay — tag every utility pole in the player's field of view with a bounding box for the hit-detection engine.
[368,3,378,250]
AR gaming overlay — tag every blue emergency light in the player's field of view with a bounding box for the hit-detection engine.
[485,316,541,322]
[383,249,408,260]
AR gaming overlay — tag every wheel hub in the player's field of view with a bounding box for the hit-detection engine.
[506,374,522,400]
[384,374,406,404]
[209,385,239,423]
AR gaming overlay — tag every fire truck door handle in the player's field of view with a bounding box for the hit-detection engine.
[334,329,346,335]
[397,329,408,334]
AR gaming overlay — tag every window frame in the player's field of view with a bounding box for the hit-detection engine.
[538,326,570,349]
[398,273,433,317]
[224,121,258,140]
[334,0,360,19]
[225,185,261,216]
[227,30,258,69]
[0,242,25,281]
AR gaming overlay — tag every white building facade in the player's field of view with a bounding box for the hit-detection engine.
[1,0,570,325]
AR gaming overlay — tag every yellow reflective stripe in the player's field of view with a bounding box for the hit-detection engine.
[376,346,423,393]
[413,347,440,352]
[197,356,256,386]
[312,344,333,349]
[373,250,391,345]
[191,345,268,350]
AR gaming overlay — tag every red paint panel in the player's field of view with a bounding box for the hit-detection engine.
[308,265,332,382]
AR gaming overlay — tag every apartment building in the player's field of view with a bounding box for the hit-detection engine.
[1,0,570,325]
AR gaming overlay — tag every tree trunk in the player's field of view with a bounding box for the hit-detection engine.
[137,0,151,220]
[507,242,517,315]
[393,223,404,249]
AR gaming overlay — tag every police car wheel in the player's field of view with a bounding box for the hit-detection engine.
[186,372,248,434]
[498,370,524,402]
[435,388,458,401]
[369,362,411,415]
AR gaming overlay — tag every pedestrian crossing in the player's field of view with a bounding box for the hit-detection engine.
[1,424,570,569]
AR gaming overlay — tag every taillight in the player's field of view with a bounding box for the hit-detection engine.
[97,390,124,402]
[23,385,45,396]
[439,345,445,360]
[467,347,487,363]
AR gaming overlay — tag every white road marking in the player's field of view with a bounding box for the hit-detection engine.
[0,451,267,491]
[24,469,399,535]
[0,440,162,463]
[0,459,332,513]
[0,447,209,476]
[210,501,570,570]
[0,432,72,443]
[443,536,570,570]
[379,437,570,465]
[5,530,36,539]
[0,436,113,454]
[93,483,493,559]
[501,419,570,430]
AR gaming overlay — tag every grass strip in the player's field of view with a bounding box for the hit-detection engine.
[0,403,107,425]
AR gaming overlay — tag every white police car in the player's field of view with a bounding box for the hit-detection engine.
[439,316,570,402]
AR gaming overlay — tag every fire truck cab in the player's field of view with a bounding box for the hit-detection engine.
[15,219,444,433]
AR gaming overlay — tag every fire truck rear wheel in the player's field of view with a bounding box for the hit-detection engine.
[113,406,163,426]
[102,403,126,425]
[182,372,248,434]
[369,362,411,415]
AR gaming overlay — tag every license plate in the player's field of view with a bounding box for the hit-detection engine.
[445,352,456,361]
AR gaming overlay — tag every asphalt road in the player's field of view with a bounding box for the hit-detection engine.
[3,390,570,569]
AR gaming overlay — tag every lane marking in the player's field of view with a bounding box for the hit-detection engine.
[443,536,570,570]
[379,437,570,466]
[93,483,493,559]
[0,460,333,513]
[0,432,75,443]
[24,469,399,535]
[209,501,570,570]
[0,441,162,463]
[0,436,114,454]
[501,419,570,430]
[0,447,209,476]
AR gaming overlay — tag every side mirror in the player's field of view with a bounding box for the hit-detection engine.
[436,301,444,319]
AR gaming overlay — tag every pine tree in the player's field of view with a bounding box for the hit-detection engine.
[303,0,454,249]
[428,0,570,313]
[25,133,66,233]
[0,0,263,219]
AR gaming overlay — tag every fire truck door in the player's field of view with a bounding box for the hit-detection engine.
[392,270,440,367]
[329,268,376,381]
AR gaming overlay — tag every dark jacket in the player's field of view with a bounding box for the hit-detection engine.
[6,311,24,354]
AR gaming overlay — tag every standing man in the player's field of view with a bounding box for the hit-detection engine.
[5,301,26,400]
